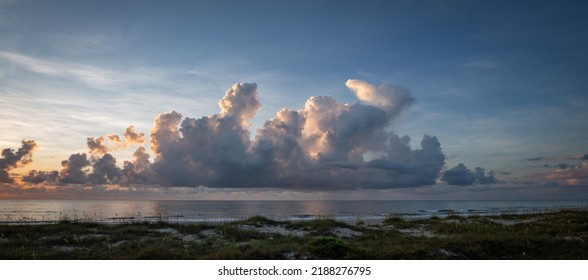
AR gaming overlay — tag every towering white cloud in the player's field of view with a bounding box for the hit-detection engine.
[142,80,445,189]
[345,79,415,116]
[149,83,259,187]
[150,111,183,155]
[218,82,261,128]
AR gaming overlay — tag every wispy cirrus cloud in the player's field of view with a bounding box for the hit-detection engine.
[461,59,500,71]
[0,49,222,168]
[52,30,132,55]
[0,50,169,89]
[525,153,588,162]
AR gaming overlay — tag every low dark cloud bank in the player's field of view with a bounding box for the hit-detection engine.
[441,163,498,185]
[4,80,507,189]
[525,162,588,186]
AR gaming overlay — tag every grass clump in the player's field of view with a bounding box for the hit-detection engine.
[241,215,283,227]
[286,218,357,236]
[306,237,356,259]
[215,225,264,242]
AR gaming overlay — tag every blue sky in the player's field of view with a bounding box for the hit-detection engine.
[1,0,587,199]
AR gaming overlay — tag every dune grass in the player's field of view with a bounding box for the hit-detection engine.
[0,210,586,259]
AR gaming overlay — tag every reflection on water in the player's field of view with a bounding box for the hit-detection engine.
[0,199,587,224]
[0,200,161,223]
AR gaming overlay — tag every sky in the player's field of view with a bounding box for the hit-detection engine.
[1,0,587,200]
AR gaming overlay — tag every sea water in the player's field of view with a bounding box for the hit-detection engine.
[0,199,587,224]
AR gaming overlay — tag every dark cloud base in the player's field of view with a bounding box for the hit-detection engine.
[441,163,498,186]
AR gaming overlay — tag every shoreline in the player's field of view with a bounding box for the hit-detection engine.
[2,199,587,226]
[1,206,585,226]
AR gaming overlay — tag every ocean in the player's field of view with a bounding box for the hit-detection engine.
[0,199,587,224]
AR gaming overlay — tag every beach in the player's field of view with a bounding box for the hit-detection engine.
[0,209,586,259]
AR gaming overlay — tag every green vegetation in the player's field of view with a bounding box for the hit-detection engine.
[0,210,587,259]
[306,237,357,259]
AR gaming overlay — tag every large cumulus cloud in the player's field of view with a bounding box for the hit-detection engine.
[15,80,462,189]
[147,79,444,189]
